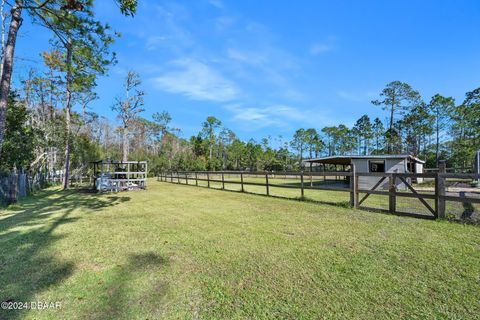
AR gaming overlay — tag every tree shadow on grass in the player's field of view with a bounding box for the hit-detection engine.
[0,189,130,320]
[82,252,169,320]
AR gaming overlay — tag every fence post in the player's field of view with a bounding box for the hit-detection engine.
[195,172,198,186]
[300,172,305,200]
[240,172,244,192]
[435,161,446,219]
[177,171,180,184]
[350,163,358,208]
[207,172,210,188]
[389,174,396,214]
[221,172,225,190]
[265,172,269,196]
[8,168,18,204]
[185,172,188,185]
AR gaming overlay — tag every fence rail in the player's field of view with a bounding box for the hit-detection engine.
[158,169,480,219]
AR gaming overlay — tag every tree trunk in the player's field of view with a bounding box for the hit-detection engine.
[435,110,440,166]
[388,108,394,152]
[62,37,73,190]
[388,95,395,153]
[0,0,22,153]
[122,125,128,162]
[0,0,7,80]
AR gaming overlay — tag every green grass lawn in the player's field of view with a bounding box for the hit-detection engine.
[1,180,480,319]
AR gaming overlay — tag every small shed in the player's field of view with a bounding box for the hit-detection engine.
[304,154,425,189]
[91,160,147,192]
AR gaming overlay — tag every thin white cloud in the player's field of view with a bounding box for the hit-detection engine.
[214,15,237,31]
[227,48,267,65]
[310,43,333,55]
[209,0,224,9]
[153,59,239,102]
[145,35,168,50]
[337,90,376,102]
[225,104,337,131]
[225,46,303,101]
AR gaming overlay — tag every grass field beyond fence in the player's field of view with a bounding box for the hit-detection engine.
[1,180,479,319]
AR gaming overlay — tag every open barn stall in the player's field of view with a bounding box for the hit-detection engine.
[92,160,147,192]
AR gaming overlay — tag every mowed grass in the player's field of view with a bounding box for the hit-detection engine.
[1,180,479,319]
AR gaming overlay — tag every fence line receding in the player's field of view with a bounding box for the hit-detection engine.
[157,169,480,220]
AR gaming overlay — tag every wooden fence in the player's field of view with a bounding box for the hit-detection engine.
[157,169,480,219]
[0,170,90,205]
[0,170,50,205]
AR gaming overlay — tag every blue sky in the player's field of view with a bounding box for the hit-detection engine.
[14,0,480,144]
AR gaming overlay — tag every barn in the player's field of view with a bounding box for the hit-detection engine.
[304,154,425,189]
[91,160,147,192]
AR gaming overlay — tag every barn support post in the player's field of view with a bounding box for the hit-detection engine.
[265,172,269,196]
[389,174,396,214]
[435,161,446,219]
[127,163,131,187]
[145,162,148,189]
[350,163,358,208]
[300,172,305,200]
[309,162,313,186]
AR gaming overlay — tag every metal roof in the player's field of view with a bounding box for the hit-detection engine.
[304,154,425,165]
[91,160,147,164]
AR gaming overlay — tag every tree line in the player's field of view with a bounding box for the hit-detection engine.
[0,2,479,186]
[3,67,479,179]
[0,0,137,189]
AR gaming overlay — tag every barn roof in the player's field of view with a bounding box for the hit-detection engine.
[91,160,147,164]
[304,154,425,165]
